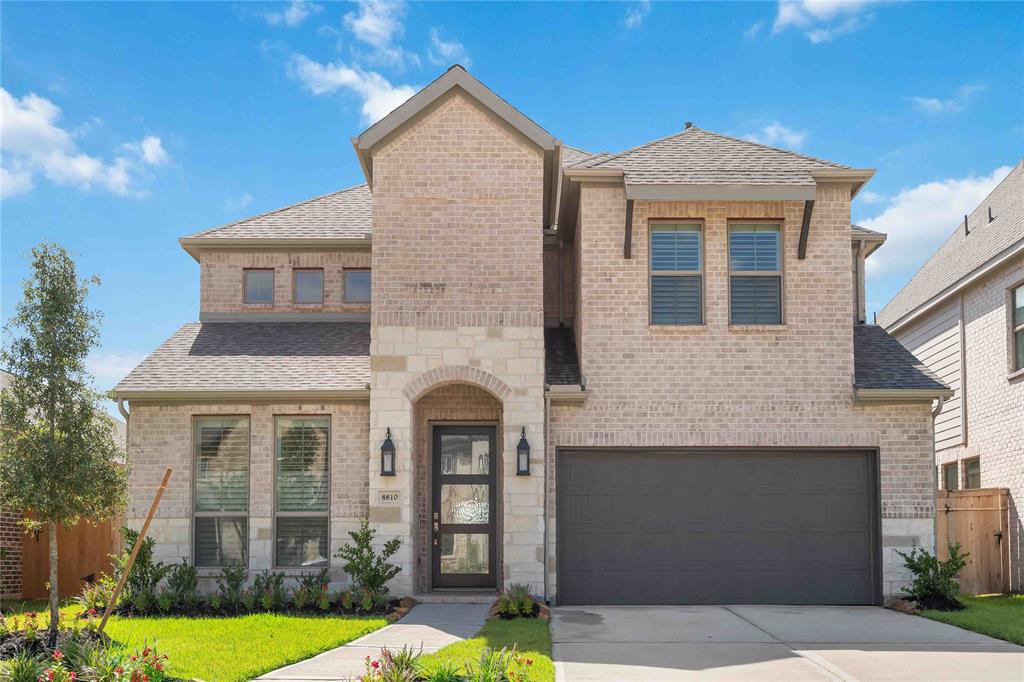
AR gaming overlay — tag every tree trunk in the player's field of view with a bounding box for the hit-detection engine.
[48,521,59,634]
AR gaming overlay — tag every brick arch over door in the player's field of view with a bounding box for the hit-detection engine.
[412,383,503,593]
[403,365,513,404]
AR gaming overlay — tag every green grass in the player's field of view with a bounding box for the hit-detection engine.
[919,594,1024,646]
[419,617,554,682]
[2,600,386,682]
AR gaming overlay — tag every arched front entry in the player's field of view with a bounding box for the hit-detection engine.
[412,383,503,592]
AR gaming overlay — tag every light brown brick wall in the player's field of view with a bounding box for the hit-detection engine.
[412,384,502,592]
[367,91,548,593]
[125,401,369,582]
[199,250,371,315]
[546,181,937,598]
[929,256,1024,589]
[0,507,22,597]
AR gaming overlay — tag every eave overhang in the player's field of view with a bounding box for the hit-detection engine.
[118,388,371,403]
[179,236,372,262]
[809,168,876,198]
[853,387,954,404]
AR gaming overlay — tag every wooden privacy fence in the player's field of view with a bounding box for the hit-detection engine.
[936,488,1010,595]
[21,517,123,599]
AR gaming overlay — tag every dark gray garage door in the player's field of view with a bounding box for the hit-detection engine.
[556,449,880,605]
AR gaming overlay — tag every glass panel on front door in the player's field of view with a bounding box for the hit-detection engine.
[432,426,496,588]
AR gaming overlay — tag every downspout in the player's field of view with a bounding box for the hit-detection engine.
[117,397,130,423]
[930,395,946,555]
[543,389,552,604]
[557,240,565,326]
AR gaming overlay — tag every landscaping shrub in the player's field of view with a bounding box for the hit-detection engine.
[253,570,287,611]
[464,646,533,682]
[359,646,421,682]
[496,584,537,620]
[293,567,331,612]
[74,573,119,614]
[335,518,402,603]
[217,563,248,613]
[896,542,969,611]
[165,559,199,611]
[118,528,170,610]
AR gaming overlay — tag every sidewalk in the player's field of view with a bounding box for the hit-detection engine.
[256,603,490,680]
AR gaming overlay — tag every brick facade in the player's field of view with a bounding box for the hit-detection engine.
[545,182,937,598]
[125,401,369,584]
[0,507,22,598]
[926,257,1024,589]
[199,249,371,316]
[366,91,547,594]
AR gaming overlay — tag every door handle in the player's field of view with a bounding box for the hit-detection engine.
[433,522,439,546]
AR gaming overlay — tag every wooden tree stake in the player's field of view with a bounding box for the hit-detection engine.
[98,467,172,634]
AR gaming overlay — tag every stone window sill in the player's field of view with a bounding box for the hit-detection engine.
[648,324,709,332]
[1008,367,1024,382]
[729,324,789,332]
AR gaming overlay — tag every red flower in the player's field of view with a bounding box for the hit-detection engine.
[46,669,55,681]
[526,659,533,665]
[53,650,64,661]
[371,661,380,669]
[69,673,76,681]
[115,667,124,674]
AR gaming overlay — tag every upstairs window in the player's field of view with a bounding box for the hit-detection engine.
[650,223,702,325]
[244,270,274,304]
[294,269,324,304]
[275,417,330,567]
[344,270,371,304]
[729,223,782,325]
[1012,284,1024,372]
[194,417,250,567]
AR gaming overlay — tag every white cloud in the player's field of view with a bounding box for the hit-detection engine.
[428,28,471,68]
[121,135,171,167]
[288,53,417,123]
[857,190,885,204]
[909,84,986,114]
[863,165,1013,279]
[0,87,167,198]
[772,1,874,42]
[624,0,651,28]
[262,0,322,27]
[86,351,147,387]
[744,122,807,149]
[744,21,764,39]
[341,0,419,68]
[224,192,254,212]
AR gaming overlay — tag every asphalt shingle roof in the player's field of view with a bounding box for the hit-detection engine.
[572,126,848,186]
[115,322,370,393]
[851,224,885,237]
[187,184,373,240]
[853,325,949,392]
[878,161,1023,328]
[544,327,581,386]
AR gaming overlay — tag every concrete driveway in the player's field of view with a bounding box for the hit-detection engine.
[552,605,1024,681]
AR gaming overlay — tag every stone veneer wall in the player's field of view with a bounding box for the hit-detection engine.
[927,257,1024,590]
[0,507,22,598]
[368,90,547,594]
[546,183,938,599]
[125,401,369,584]
[199,250,371,316]
[412,384,503,592]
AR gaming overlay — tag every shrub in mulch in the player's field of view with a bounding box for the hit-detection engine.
[896,542,970,613]
[910,594,966,612]
[489,584,549,621]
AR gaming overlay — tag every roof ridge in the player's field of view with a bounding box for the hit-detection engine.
[187,183,369,238]
[580,127,695,168]
[695,128,849,169]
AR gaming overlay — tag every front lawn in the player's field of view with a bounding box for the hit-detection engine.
[2,600,386,682]
[420,617,554,682]
[919,594,1024,645]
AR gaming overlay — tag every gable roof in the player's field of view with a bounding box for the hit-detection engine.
[572,126,850,187]
[853,324,951,400]
[115,322,370,399]
[878,160,1024,331]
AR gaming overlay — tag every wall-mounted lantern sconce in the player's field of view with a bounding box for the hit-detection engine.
[381,427,396,476]
[516,427,531,476]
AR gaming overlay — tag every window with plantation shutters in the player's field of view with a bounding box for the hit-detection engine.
[729,223,783,324]
[650,223,702,325]
[194,418,249,567]
[275,417,330,567]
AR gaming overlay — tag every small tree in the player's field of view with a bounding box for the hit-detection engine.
[334,517,401,599]
[0,242,129,635]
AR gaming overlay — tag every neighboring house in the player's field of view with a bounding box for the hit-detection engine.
[878,161,1023,591]
[114,66,950,605]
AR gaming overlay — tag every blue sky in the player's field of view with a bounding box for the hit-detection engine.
[2,1,1023,408]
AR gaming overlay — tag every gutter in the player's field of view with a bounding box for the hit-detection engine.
[179,236,372,262]
[543,391,551,604]
[114,388,371,403]
[854,387,954,404]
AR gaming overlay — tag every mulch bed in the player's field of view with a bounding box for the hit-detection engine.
[0,628,105,660]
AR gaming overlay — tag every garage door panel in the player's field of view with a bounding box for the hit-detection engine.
[556,450,879,605]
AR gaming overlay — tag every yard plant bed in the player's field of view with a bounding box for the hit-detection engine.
[919,594,1024,646]
[419,617,554,682]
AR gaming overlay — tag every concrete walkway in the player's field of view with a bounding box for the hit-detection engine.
[552,605,1024,681]
[257,603,489,680]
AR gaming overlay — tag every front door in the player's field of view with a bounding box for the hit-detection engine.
[432,425,497,588]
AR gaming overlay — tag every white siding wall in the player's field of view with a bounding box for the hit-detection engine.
[897,298,964,450]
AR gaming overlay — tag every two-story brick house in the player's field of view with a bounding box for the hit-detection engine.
[878,161,1023,591]
[115,66,950,605]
